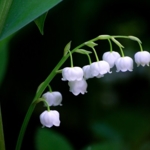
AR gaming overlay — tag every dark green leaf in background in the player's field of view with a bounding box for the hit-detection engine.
[0,105,5,150]
[0,0,62,41]
[89,109,150,149]
[0,35,12,86]
[35,128,73,150]
[91,123,122,141]
[82,142,125,150]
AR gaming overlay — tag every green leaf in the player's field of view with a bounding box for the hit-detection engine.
[128,35,142,43]
[34,12,48,35]
[64,41,72,56]
[75,49,92,54]
[85,41,98,48]
[0,104,5,150]
[0,35,13,150]
[91,122,122,141]
[111,37,124,48]
[82,142,125,150]
[35,128,74,150]
[0,0,62,41]
[36,82,44,94]
[0,35,12,86]
[101,109,150,145]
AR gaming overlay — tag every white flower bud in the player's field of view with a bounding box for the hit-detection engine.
[42,91,62,106]
[62,67,84,81]
[68,78,87,96]
[115,56,133,72]
[134,51,150,67]
[102,51,121,68]
[90,61,111,77]
[40,110,60,128]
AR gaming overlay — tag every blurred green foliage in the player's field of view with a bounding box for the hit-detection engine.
[0,36,10,86]
[35,128,73,150]
[1,0,150,150]
[0,0,62,41]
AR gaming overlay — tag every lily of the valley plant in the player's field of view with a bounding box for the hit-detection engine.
[15,34,150,150]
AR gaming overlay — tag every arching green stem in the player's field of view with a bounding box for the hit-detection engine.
[138,42,143,51]
[112,35,129,39]
[113,35,143,52]
[15,35,100,150]
[36,98,50,111]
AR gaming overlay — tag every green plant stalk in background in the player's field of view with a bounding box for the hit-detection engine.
[0,105,5,150]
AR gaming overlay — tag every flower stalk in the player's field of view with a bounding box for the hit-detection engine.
[15,34,143,150]
[15,35,100,150]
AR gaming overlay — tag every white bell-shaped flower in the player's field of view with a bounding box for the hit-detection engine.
[40,110,60,128]
[115,56,133,72]
[102,51,121,68]
[134,51,150,67]
[62,67,83,81]
[90,61,111,77]
[68,78,87,96]
[82,65,93,79]
[42,91,62,106]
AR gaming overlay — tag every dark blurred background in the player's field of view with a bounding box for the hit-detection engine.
[1,0,150,149]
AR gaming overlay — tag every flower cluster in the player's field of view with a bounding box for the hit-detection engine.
[62,66,87,95]
[103,51,150,71]
[39,91,62,128]
[61,50,150,96]
[102,51,121,68]
[102,51,134,72]
[61,60,112,95]
[38,35,150,129]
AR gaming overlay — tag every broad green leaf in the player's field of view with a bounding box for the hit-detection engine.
[82,142,125,150]
[102,109,150,145]
[0,36,12,150]
[0,0,13,36]
[139,141,150,150]
[91,122,122,141]
[35,128,73,150]
[0,0,62,41]
[34,12,48,35]
[0,35,12,86]
[0,104,5,150]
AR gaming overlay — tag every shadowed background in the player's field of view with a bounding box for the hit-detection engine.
[1,0,150,149]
